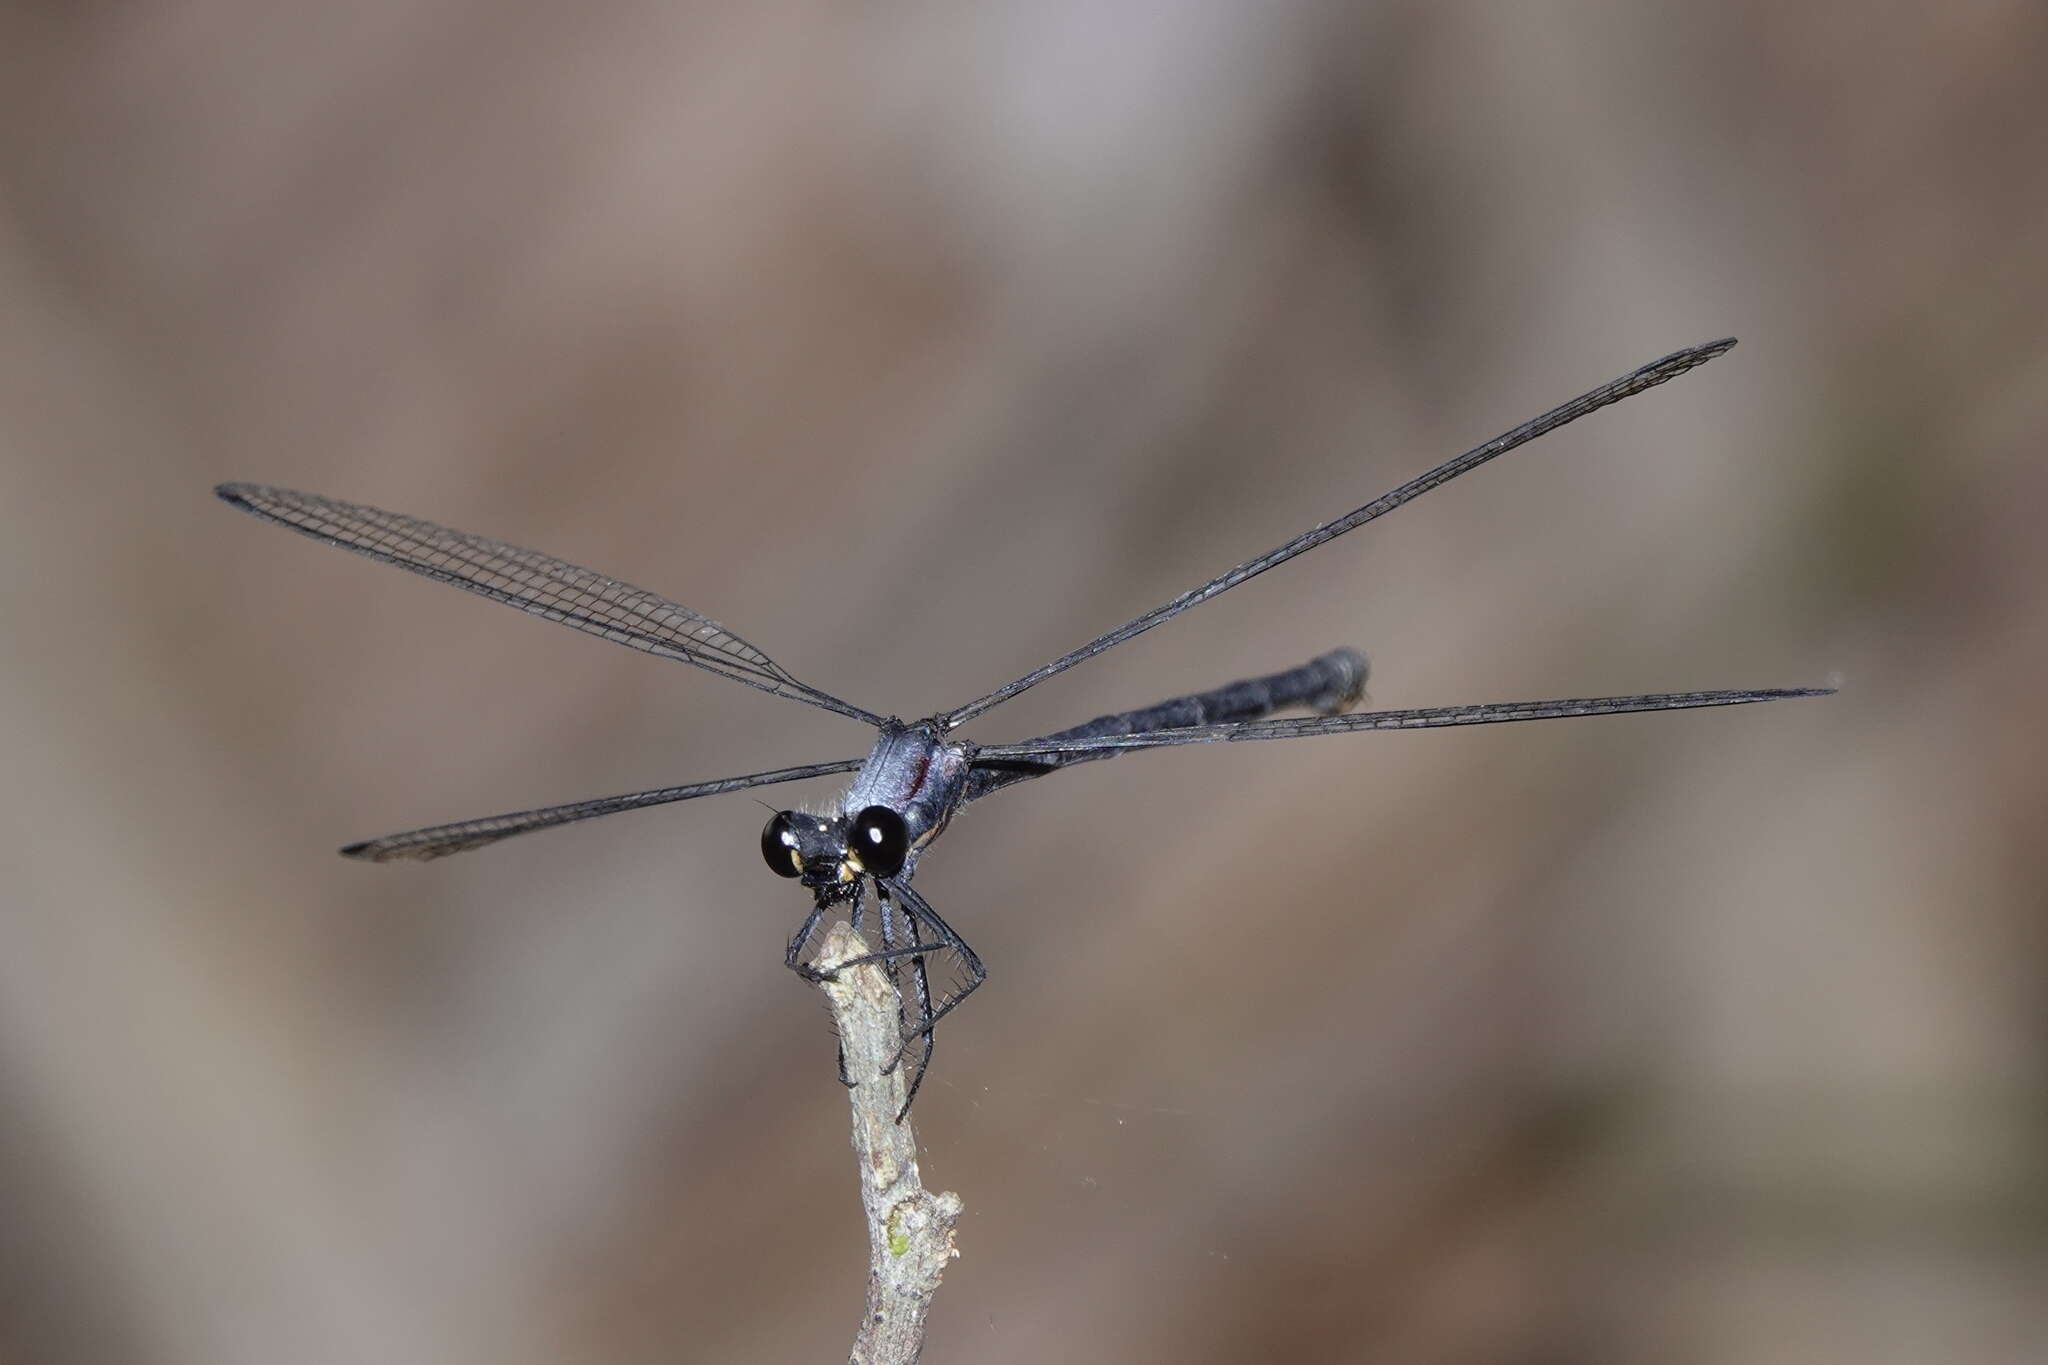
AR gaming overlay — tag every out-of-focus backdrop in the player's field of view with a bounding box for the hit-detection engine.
[3,4,2042,1362]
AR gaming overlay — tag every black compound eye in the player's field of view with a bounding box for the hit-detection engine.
[848,805,909,879]
[760,811,803,878]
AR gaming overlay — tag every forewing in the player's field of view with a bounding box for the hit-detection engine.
[940,340,1738,728]
[218,484,881,724]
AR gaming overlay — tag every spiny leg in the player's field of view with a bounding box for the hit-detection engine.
[788,878,873,983]
[892,892,940,1120]
[824,881,957,1118]
[825,900,952,980]
[874,879,904,995]
[885,884,986,1046]
[872,882,926,1105]
[871,882,940,1113]
[870,880,919,1047]
[879,881,988,1118]
[797,881,940,1097]
[785,897,832,983]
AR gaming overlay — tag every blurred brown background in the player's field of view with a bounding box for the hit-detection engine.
[2,2,2042,1362]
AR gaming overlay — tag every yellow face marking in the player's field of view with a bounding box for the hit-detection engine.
[845,848,867,875]
[838,861,856,883]
[787,848,802,875]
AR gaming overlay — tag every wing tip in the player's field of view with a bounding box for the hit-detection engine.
[1652,336,1738,381]
[1772,682,1838,699]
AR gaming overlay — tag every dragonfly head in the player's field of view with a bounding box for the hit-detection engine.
[760,805,910,893]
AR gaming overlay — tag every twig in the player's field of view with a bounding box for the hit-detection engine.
[813,922,963,1365]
